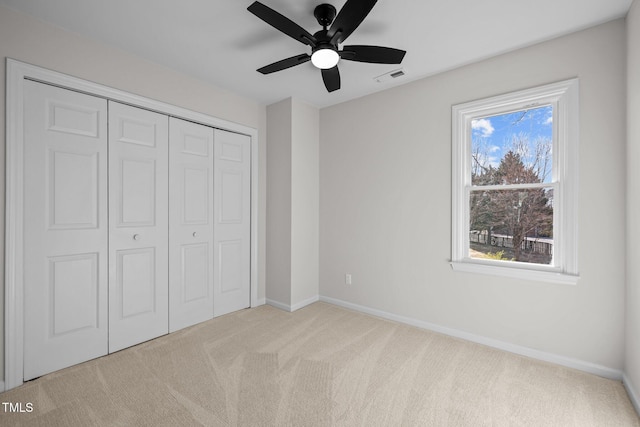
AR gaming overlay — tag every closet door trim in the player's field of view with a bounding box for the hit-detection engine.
[4,58,260,391]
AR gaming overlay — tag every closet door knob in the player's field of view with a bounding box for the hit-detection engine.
[192,232,198,238]
[133,234,140,241]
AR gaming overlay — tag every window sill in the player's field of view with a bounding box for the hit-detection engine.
[450,260,579,285]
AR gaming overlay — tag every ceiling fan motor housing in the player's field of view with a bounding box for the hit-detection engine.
[312,31,336,52]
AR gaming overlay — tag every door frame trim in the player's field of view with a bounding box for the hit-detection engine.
[4,58,260,390]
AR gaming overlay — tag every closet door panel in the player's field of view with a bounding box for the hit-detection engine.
[119,158,156,225]
[169,118,215,332]
[108,101,169,352]
[213,130,251,317]
[23,81,108,380]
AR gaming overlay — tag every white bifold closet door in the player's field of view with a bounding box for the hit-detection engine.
[23,80,109,380]
[213,129,251,317]
[169,122,252,327]
[22,80,250,380]
[169,117,215,332]
[107,101,169,352]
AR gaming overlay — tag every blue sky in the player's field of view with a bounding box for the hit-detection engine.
[471,105,553,182]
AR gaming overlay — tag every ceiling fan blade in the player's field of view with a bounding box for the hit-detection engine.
[327,0,378,45]
[257,54,311,74]
[321,66,341,92]
[340,45,406,64]
[248,1,316,46]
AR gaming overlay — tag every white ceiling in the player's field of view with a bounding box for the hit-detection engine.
[0,0,633,108]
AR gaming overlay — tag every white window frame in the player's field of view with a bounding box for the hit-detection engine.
[451,79,579,285]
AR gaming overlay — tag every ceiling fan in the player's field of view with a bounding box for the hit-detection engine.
[247,0,406,93]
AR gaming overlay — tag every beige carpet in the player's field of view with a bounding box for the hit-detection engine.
[1,302,638,426]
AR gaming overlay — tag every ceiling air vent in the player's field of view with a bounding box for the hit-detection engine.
[374,68,405,83]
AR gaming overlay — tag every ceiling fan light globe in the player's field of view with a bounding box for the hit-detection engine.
[311,48,339,69]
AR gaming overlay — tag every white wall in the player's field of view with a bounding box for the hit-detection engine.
[266,98,319,309]
[291,99,320,307]
[0,5,268,383]
[266,99,293,306]
[320,19,627,373]
[626,0,640,411]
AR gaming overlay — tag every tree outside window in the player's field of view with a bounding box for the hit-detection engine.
[469,106,554,264]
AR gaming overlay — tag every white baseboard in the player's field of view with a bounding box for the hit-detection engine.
[266,295,319,313]
[623,373,640,416]
[0,380,5,393]
[266,299,291,312]
[319,296,623,380]
[291,295,319,312]
[254,298,266,307]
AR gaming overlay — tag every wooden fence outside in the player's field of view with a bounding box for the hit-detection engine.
[470,232,553,256]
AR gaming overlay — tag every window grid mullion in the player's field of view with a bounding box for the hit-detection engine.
[470,182,555,192]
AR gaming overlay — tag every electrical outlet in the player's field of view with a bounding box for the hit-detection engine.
[345,274,352,285]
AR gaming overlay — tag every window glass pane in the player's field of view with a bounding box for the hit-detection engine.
[469,187,553,265]
[471,105,553,186]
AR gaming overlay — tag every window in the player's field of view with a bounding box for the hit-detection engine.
[451,79,579,284]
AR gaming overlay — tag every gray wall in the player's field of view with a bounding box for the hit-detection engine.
[626,0,640,408]
[290,99,320,307]
[266,98,319,309]
[320,19,627,372]
[266,99,293,306]
[0,5,268,383]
